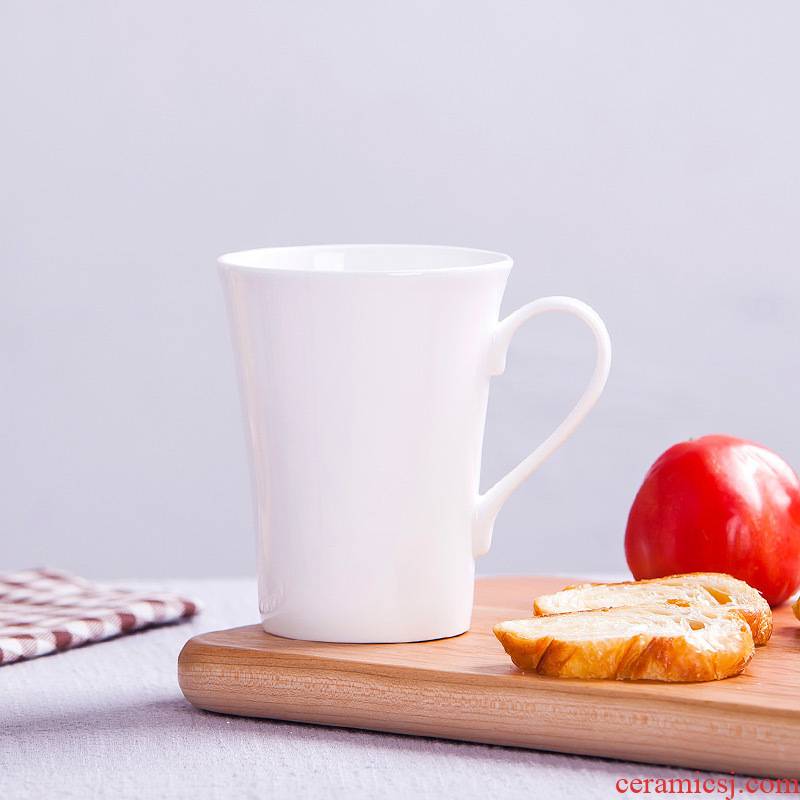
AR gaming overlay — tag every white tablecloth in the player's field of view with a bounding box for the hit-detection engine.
[0,578,770,799]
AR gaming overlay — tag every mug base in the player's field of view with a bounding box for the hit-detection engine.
[260,618,471,644]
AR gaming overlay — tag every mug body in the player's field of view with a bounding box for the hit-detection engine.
[219,245,512,642]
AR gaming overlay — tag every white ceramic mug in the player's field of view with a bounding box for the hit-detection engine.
[219,245,611,643]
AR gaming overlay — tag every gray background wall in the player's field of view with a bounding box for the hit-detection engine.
[2,1,799,579]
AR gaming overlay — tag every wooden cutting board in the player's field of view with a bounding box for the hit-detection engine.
[178,576,800,777]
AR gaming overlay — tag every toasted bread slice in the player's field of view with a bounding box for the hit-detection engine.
[494,604,754,681]
[794,597,800,621]
[533,573,772,645]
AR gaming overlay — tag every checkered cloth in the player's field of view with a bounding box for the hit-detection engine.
[0,567,200,665]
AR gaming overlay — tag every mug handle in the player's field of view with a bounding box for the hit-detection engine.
[473,296,612,557]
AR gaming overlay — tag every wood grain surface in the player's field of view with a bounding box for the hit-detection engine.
[178,576,800,777]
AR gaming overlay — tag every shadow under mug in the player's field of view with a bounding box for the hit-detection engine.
[219,245,611,643]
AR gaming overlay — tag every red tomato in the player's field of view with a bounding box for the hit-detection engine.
[625,435,800,606]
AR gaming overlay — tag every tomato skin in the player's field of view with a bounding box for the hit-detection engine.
[624,435,800,606]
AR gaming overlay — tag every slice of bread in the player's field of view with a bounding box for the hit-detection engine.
[533,573,772,645]
[494,604,754,681]
[793,597,800,621]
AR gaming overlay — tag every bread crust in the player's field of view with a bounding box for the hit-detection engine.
[494,607,755,682]
[533,572,772,646]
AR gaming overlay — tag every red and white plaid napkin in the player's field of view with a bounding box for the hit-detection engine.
[0,567,200,665]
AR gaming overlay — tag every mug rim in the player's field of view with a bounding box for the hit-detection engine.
[217,244,513,276]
